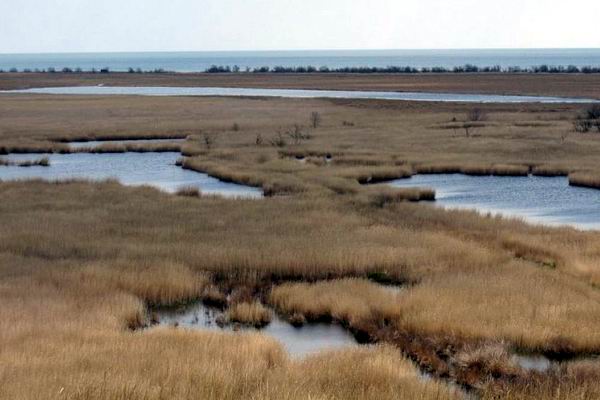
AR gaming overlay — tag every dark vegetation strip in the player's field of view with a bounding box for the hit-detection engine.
[54,133,189,143]
[0,156,49,167]
[4,64,600,74]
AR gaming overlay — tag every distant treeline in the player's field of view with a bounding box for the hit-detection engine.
[0,67,171,74]
[205,64,600,74]
[3,64,600,74]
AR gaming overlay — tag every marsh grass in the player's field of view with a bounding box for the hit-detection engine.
[363,186,436,207]
[414,163,529,177]
[79,142,182,153]
[269,279,402,330]
[569,172,600,189]
[0,156,50,167]
[175,186,202,197]
[531,164,570,177]
[2,91,600,399]
[227,302,273,327]
[342,166,413,184]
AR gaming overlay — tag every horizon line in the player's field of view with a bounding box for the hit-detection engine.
[2,47,600,56]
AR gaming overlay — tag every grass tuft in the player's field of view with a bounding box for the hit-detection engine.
[227,301,273,327]
[176,186,202,197]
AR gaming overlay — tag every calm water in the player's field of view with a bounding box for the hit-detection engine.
[0,152,262,198]
[1,49,600,72]
[386,174,600,230]
[6,86,597,103]
[154,302,358,357]
[67,138,185,149]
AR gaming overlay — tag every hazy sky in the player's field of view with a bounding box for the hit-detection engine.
[1,0,599,53]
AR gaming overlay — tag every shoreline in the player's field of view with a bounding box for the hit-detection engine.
[2,72,600,99]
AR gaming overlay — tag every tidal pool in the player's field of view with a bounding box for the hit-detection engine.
[386,174,600,230]
[153,302,358,357]
[4,86,599,103]
[0,152,263,198]
[512,354,552,372]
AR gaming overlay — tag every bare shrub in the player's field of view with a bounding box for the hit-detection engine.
[268,132,287,147]
[286,124,311,145]
[467,108,487,122]
[310,111,322,128]
[202,132,218,150]
[585,104,600,120]
[574,105,600,133]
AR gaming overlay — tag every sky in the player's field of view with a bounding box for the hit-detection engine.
[1,0,600,54]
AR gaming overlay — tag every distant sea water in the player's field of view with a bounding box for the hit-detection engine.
[1,49,600,73]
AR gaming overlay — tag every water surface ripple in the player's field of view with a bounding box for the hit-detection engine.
[387,174,600,230]
[0,152,262,198]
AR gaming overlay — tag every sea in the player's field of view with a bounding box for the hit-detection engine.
[1,49,600,73]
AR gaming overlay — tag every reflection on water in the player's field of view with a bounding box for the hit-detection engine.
[512,354,552,372]
[386,174,600,230]
[4,86,599,103]
[154,302,358,357]
[67,138,185,149]
[0,152,262,198]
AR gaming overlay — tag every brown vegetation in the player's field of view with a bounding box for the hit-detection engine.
[226,302,273,327]
[0,156,49,167]
[1,82,600,399]
[175,186,202,197]
[3,72,600,99]
[569,171,600,189]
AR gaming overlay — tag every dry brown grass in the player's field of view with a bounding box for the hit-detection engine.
[531,164,570,177]
[77,142,182,153]
[175,186,201,197]
[0,156,49,167]
[2,85,600,399]
[414,163,529,177]
[362,186,436,207]
[0,263,456,400]
[569,171,600,189]
[227,302,273,327]
[270,279,402,328]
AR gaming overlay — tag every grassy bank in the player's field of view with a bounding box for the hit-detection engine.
[569,172,600,189]
[0,156,49,167]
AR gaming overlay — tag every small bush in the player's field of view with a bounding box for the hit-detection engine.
[268,132,287,147]
[574,105,600,133]
[175,186,201,197]
[255,134,264,146]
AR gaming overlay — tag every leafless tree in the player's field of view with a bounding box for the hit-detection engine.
[286,124,311,145]
[467,108,486,122]
[310,111,322,128]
